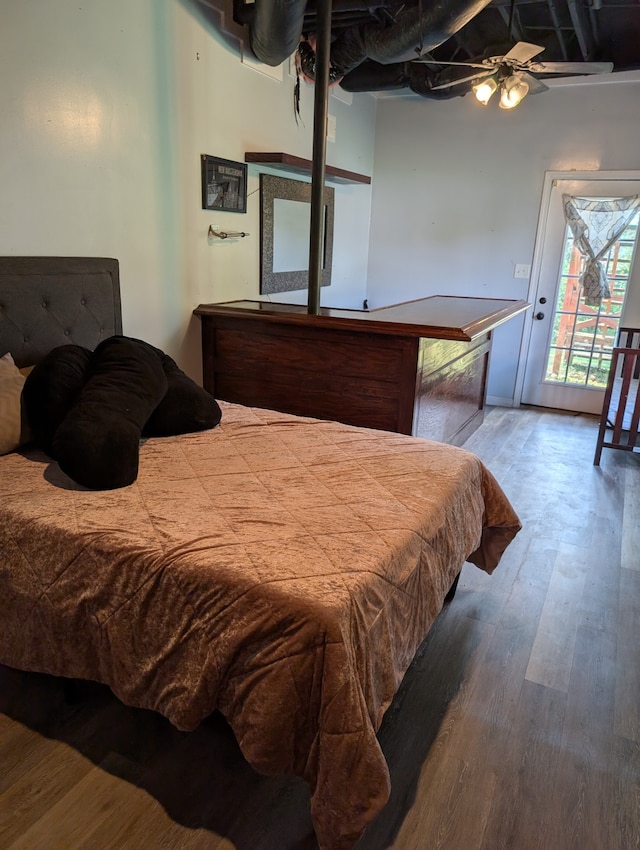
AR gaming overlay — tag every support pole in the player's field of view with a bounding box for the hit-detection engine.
[307,0,332,315]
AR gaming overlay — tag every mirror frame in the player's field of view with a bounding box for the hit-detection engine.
[259,173,334,294]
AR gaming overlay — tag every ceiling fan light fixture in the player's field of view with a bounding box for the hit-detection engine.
[473,76,498,105]
[499,73,529,109]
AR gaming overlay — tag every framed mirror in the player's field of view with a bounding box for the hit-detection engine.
[260,174,334,294]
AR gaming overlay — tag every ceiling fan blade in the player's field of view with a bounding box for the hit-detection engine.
[519,71,550,95]
[413,57,489,69]
[530,60,614,74]
[503,41,545,64]
[430,70,494,91]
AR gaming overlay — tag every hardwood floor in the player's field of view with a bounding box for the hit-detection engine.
[1,407,638,849]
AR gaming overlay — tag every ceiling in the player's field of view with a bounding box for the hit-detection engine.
[231,0,639,96]
[319,0,640,71]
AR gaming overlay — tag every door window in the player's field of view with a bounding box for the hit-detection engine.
[544,210,639,390]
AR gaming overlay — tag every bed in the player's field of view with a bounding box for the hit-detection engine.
[0,257,521,850]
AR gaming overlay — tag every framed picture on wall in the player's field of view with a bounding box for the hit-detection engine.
[201,154,248,213]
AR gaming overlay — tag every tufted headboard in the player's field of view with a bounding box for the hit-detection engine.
[0,257,122,368]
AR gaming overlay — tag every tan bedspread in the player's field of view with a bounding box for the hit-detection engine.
[0,402,520,849]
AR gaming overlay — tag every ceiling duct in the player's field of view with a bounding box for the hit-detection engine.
[232,0,639,95]
[235,0,494,71]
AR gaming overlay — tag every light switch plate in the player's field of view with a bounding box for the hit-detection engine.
[327,114,336,142]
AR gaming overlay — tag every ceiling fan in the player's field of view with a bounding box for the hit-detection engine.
[413,42,614,108]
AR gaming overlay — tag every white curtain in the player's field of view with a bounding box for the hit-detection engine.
[562,194,640,307]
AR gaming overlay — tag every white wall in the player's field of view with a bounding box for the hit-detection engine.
[4,1,639,403]
[0,0,376,379]
[368,73,640,403]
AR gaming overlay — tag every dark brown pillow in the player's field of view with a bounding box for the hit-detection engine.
[144,350,222,437]
[22,345,93,457]
[52,336,167,489]
[23,335,221,490]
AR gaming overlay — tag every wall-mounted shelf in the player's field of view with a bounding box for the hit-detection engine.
[244,152,371,185]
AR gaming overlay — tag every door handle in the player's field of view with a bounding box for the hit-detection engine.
[535,312,545,320]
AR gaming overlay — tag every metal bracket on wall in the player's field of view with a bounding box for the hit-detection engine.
[208,225,250,239]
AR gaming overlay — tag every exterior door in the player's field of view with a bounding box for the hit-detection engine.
[521,177,640,414]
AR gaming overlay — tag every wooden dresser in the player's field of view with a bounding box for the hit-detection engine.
[194,296,529,446]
